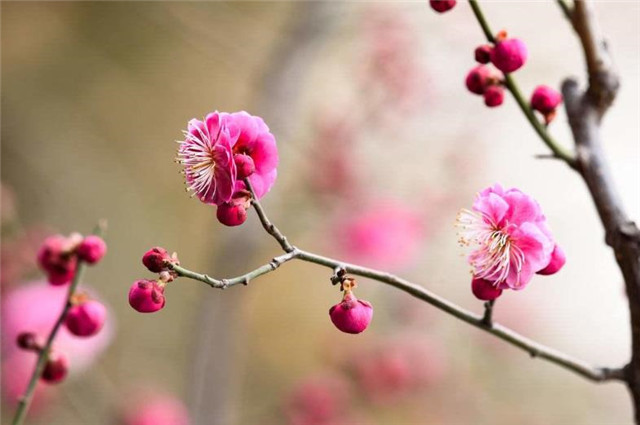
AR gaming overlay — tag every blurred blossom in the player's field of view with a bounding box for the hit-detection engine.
[1,225,52,290]
[360,6,429,113]
[334,201,424,271]
[1,282,114,406]
[122,392,190,425]
[284,373,351,425]
[349,334,446,404]
[307,112,359,199]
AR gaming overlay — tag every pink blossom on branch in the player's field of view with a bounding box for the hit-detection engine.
[224,111,279,200]
[457,184,563,292]
[177,112,238,206]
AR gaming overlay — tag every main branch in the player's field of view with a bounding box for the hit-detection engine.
[166,178,623,384]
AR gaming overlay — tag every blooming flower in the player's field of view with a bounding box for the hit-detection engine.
[177,112,238,205]
[223,111,279,200]
[457,184,559,290]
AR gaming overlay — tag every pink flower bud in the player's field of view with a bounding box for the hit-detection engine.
[471,277,503,301]
[65,300,107,337]
[37,235,78,286]
[531,85,563,124]
[329,292,373,334]
[465,65,500,95]
[537,244,566,275]
[41,351,69,384]
[216,203,247,227]
[16,332,39,351]
[77,235,107,264]
[128,279,165,313]
[474,45,492,64]
[490,37,528,73]
[234,153,255,179]
[142,247,172,273]
[483,85,505,107]
[429,0,456,13]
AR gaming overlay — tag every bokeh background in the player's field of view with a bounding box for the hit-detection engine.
[2,1,639,424]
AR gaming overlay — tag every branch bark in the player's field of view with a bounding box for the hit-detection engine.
[561,2,639,418]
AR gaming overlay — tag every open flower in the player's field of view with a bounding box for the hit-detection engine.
[177,112,238,205]
[223,111,278,200]
[457,184,558,290]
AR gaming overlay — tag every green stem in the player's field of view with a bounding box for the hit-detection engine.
[11,222,106,425]
[468,0,577,168]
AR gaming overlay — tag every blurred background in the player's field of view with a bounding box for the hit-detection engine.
[1,1,639,424]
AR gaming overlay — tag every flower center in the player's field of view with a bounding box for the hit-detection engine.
[177,127,218,200]
[456,209,524,286]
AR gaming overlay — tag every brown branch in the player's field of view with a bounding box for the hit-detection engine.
[173,185,625,384]
[571,0,620,115]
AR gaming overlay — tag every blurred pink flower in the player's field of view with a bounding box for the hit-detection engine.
[123,392,190,425]
[225,111,279,200]
[284,374,350,425]
[1,282,114,405]
[350,335,446,403]
[1,225,51,290]
[335,201,424,270]
[457,184,557,290]
[178,112,238,205]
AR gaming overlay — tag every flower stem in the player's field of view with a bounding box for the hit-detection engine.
[468,0,578,168]
[11,221,106,425]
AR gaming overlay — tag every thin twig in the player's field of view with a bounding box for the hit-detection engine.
[167,250,298,289]
[244,178,294,253]
[12,222,106,425]
[468,0,578,169]
[556,0,573,21]
[482,299,496,327]
[174,188,624,383]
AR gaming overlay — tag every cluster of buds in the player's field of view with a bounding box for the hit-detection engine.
[18,233,109,384]
[16,332,69,384]
[37,233,107,285]
[129,247,179,313]
[464,31,528,107]
[329,272,374,334]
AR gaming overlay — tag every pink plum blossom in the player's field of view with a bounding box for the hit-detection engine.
[177,112,238,205]
[223,111,279,200]
[457,184,559,290]
[128,279,165,313]
[335,201,424,271]
[76,235,107,264]
[65,300,107,337]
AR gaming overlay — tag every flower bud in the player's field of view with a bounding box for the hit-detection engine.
[65,300,107,337]
[129,279,166,313]
[429,0,456,13]
[483,85,505,107]
[474,44,492,64]
[531,85,563,124]
[490,36,528,73]
[216,203,247,227]
[465,65,500,95]
[329,292,373,334]
[471,277,503,301]
[537,244,566,275]
[37,235,78,286]
[41,351,69,384]
[16,332,39,351]
[77,235,107,264]
[234,154,256,179]
[142,247,172,273]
